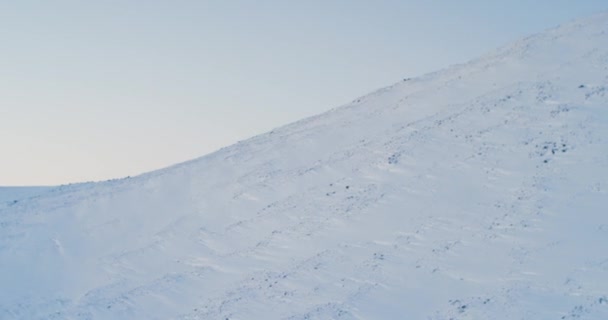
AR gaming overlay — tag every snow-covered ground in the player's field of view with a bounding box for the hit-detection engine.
[0,187,53,204]
[1,12,608,320]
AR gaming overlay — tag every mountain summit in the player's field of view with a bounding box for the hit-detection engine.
[1,12,608,320]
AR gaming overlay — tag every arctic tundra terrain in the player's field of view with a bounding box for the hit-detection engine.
[1,12,607,320]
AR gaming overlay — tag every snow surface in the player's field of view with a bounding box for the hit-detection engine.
[0,187,52,204]
[1,12,608,320]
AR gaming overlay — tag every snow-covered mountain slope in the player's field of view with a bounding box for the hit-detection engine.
[0,187,52,204]
[2,12,608,320]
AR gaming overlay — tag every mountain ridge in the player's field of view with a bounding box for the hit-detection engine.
[1,12,608,320]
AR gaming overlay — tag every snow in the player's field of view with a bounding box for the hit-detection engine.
[1,12,608,320]
[0,187,52,204]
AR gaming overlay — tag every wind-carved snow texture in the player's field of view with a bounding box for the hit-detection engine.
[1,12,608,320]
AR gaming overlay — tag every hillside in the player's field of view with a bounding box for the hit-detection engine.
[0,187,52,204]
[1,12,607,320]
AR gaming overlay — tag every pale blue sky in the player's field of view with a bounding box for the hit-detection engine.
[1,1,607,186]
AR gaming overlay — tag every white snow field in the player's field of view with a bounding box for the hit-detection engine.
[0,187,53,205]
[2,12,608,320]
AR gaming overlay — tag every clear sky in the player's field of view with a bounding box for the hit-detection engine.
[1,1,607,186]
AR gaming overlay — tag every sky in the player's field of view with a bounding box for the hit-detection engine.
[1,1,607,186]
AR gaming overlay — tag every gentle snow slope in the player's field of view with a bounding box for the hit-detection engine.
[1,12,608,320]
[0,187,52,204]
